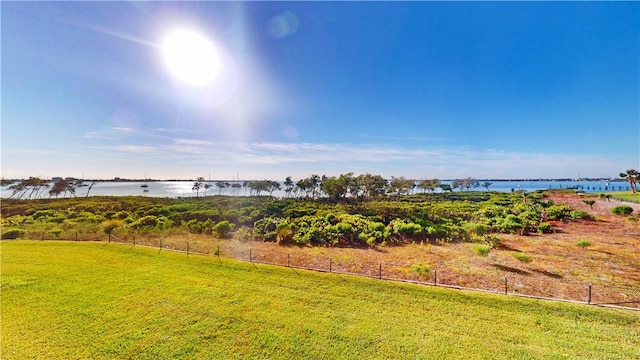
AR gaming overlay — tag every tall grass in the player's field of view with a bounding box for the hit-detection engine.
[3,241,640,359]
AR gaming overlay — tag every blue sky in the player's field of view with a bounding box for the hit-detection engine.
[2,2,638,180]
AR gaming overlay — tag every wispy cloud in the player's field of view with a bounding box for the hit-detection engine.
[81,129,630,179]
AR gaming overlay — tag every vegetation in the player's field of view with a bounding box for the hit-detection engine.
[513,253,532,263]
[577,240,591,248]
[619,169,638,194]
[474,244,492,257]
[1,186,592,249]
[3,241,639,359]
[611,206,634,216]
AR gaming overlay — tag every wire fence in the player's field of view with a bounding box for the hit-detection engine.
[21,232,640,311]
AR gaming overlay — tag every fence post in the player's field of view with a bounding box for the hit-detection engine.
[434,269,437,286]
[217,245,220,261]
[159,238,162,251]
[187,241,189,258]
[287,254,291,267]
[379,262,382,279]
[250,250,252,263]
[504,276,508,295]
[75,232,78,241]
[330,258,332,273]
[133,236,136,246]
[42,232,45,241]
[588,284,592,305]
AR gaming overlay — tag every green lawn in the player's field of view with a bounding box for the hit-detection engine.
[608,191,640,204]
[2,241,639,359]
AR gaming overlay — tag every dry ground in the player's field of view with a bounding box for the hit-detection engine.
[132,193,640,308]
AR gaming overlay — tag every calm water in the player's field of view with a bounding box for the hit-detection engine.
[0,180,631,199]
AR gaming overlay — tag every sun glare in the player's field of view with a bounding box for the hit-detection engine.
[162,29,220,86]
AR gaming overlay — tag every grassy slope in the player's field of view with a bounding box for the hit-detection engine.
[609,191,640,203]
[2,241,639,359]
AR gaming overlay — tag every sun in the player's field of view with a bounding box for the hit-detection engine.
[161,29,220,86]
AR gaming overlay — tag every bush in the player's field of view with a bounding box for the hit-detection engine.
[513,253,532,263]
[412,263,431,279]
[537,222,553,234]
[1,228,26,239]
[546,204,572,220]
[102,219,124,234]
[214,220,235,238]
[234,226,255,241]
[473,244,491,257]
[569,210,592,220]
[497,215,524,234]
[611,206,633,216]
[46,228,63,238]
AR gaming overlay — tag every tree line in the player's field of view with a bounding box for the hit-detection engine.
[190,173,491,200]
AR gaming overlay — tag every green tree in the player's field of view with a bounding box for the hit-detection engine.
[360,173,387,199]
[619,169,639,193]
[192,177,205,197]
[481,181,493,191]
[284,176,295,197]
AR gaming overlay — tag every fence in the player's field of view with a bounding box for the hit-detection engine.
[22,232,640,311]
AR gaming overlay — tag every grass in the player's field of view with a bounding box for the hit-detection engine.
[608,191,640,204]
[2,241,640,359]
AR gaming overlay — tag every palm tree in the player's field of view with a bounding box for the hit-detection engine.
[620,169,639,193]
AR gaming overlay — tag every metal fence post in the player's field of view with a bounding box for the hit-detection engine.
[588,284,592,305]
[159,238,162,251]
[108,233,111,243]
[187,241,189,257]
[250,249,252,263]
[287,254,290,267]
[379,262,382,279]
[434,269,437,286]
[504,276,508,295]
[133,236,136,246]
[330,258,332,273]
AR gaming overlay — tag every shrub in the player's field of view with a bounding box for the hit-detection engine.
[46,229,63,238]
[234,226,255,241]
[473,244,491,257]
[462,222,490,236]
[1,228,26,239]
[102,219,124,234]
[546,204,572,220]
[576,240,591,248]
[569,210,592,220]
[513,253,532,263]
[213,220,235,238]
[497,215,524,234]
[412,263,432,279]
[537,222,553,234]
[276,222,295,245]
[611,206,633,216]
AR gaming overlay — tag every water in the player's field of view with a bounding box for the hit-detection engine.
[1,180,631,199]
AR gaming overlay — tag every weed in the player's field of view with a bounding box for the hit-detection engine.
[513,253,532,263]
[576,240,591,248]
[412,263,432,279]
[474,244,492,257]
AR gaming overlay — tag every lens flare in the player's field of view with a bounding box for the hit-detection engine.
[162,29,220,86]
